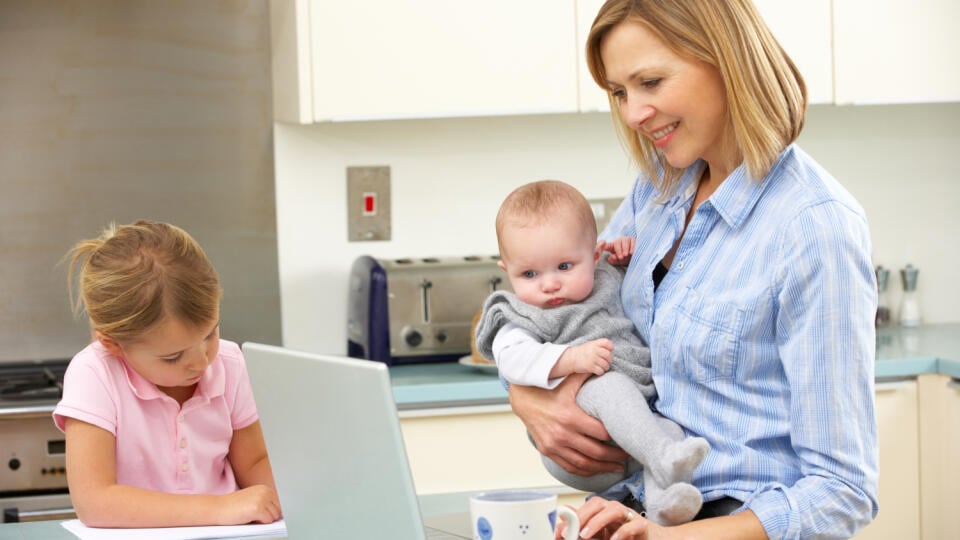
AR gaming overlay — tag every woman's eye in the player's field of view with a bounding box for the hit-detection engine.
[522,270,537,279]
[611,88,626,100]
[641,78,661,89]
[558,263,572,271]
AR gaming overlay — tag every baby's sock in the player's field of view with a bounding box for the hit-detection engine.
[648,437,709,487]
[642,467,702,526]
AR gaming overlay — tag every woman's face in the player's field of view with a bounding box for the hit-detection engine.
[600,20,731,172]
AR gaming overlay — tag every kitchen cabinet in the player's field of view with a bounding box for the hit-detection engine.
[270,0,578,123]
[917,374,960,540]
[753,0,833,105]
[854,381,921,540]
[399,405,586,507]
[833,0,960,104]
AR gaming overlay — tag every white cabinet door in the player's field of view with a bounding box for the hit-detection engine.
[306,0,578,121]
[754,0,833,105]
[576,0,610,113]
[854,381,920,540]
[834,0,960,104]
[917,374,960,540]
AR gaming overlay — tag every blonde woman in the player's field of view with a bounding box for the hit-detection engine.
[55,221,281,527]
[508,1,879,538]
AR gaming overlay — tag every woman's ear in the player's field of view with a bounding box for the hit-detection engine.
[95,332,123,358]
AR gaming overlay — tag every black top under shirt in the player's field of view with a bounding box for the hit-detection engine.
[653,262,668,291]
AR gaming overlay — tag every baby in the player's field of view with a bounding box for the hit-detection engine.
[475,180,709,525]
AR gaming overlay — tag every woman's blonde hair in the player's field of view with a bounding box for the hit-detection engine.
[65,220,222,343]
[586,0,807,192]
[495,180,597,258]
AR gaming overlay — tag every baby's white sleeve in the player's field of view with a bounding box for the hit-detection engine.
[491,323,567,389]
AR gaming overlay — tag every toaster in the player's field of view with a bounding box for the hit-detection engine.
[347,255,511,365]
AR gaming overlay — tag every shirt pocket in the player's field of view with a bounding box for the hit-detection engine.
[671,287,746,382]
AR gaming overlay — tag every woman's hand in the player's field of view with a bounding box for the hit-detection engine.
[572,497,672,540]
[509,373,629,476]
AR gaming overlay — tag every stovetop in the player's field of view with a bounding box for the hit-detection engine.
[0,360,69,409]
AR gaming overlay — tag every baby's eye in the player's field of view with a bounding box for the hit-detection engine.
[558,262,572,271]
[522,270,537,279]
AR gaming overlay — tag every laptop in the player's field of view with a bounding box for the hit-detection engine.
[242,342,472,539]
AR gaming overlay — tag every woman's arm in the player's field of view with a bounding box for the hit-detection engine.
[65,418,280,527]
[509,373,629,476]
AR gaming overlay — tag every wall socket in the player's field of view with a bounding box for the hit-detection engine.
[589,198,622,233]
[347,166,391,242]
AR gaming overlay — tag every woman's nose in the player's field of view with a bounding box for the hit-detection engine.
[622,99,655,131]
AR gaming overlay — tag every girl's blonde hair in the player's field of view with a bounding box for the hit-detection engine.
[586,0,807,193]
[495,180,597,258]
[65,220,222,343]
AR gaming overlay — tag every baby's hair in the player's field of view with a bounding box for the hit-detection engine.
[65,220,222,343]
[495,180,598,256]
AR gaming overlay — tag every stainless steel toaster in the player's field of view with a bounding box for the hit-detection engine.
[347,255,511,365]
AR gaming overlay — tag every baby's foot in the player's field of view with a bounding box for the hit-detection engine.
[645,482,703,526]
[650,437,710,486]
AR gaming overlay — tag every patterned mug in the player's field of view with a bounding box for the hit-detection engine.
[469,490,580,540]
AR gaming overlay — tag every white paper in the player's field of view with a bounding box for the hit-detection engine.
[61,518,286,540]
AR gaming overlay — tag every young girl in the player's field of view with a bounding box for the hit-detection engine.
[54,220,282,528]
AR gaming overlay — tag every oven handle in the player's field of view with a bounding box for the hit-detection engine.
[3,506,76,523]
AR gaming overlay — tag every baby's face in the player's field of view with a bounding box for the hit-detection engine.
[498,219,598,309]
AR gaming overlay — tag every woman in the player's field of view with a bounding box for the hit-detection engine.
[508,1,879,538]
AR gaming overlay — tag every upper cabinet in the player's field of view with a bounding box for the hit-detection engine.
[833,0,960,104]
[753,0,833,105]
[271,0,578,123]
[272,0,959,124]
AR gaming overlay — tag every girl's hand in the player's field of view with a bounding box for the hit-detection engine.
[219,485,283,525]
[508,374,629,476]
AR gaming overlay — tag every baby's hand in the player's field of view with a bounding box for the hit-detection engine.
[566,339,614,376]
[219,484,283,525]
[598,237,636,266]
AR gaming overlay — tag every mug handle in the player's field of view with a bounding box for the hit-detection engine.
[556,506,580,540]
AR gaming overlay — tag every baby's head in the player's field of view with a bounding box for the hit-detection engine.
[66,221,222,388]
[495,180,600,309]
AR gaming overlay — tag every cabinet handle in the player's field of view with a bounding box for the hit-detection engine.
[874,380,913,393]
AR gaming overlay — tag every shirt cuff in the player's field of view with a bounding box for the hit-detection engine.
[744,484,800,540]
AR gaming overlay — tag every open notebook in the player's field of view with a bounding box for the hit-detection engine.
[243,342,471,539]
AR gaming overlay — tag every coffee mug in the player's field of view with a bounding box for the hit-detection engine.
[469,490,580,540]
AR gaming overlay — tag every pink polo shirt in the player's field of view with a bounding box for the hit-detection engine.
[53,339,258,495]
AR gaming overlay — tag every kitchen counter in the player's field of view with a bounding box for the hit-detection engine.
[391,323,960,410]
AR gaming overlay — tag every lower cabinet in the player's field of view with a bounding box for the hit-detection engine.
[917,374,960,540]
[402,377,956,537]
[854,380,920,540]
[399,404,586,507]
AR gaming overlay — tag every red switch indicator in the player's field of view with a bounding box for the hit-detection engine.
[363,192,376,216]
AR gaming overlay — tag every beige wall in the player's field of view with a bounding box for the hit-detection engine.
[0,0,281,361]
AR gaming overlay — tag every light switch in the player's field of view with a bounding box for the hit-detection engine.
[347,166,391,241]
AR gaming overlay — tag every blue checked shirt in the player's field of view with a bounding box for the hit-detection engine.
[598,144,879,539]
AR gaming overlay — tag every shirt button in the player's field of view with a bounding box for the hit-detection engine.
[676,261,685,270]
[181,463,189,472]
[180,438,187,449]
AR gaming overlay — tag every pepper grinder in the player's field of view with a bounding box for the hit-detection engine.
[874,266,891,327]
[899,264,921,327]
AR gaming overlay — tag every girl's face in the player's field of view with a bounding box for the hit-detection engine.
[498,217,600,310]
[99,315,220,396]
[600,19,732,172]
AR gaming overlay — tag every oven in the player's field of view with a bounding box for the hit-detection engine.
[0,360,75,522]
